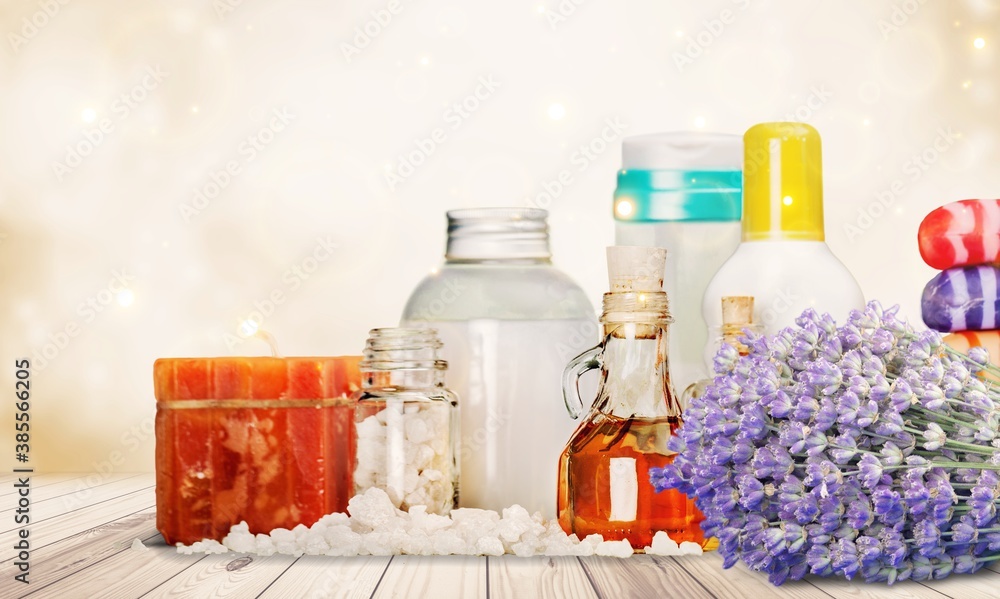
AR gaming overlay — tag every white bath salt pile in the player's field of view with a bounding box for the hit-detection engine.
[354,402,453,514]
[130,538,148,552]
[176,487,700,558]
[643,531,703,556]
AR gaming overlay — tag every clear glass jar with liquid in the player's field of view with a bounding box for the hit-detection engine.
[401,208,597,518]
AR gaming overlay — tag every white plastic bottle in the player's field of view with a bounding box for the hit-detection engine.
[613,132,742,395]
[703,122,864,347]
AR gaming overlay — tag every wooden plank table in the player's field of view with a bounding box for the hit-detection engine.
[3,474,1000,598]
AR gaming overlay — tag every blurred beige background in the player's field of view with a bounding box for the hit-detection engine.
[0,0,997,472]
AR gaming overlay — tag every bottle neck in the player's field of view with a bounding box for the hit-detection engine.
[360,328,448,390]
[445,207,552,263]
[597,292,680,418]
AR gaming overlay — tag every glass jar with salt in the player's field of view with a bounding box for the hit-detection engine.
[352,328,458,515]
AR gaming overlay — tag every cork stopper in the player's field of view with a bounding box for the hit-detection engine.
[606,246,666,293]
[721,296,754,326]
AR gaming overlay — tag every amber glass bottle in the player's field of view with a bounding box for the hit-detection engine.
[558,246,706,550]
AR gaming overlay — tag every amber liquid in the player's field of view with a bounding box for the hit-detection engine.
[557,411,706,549]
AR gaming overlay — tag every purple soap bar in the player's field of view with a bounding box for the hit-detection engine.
[921,265,1000,332]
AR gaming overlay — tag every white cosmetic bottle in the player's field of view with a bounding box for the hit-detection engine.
[702,122,864,350]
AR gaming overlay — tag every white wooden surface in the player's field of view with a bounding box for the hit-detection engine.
[2,474,999,598]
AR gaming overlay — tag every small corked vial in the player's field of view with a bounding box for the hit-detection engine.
[352,328,459,515]
[720,296,755,352]
[684,296,763,407]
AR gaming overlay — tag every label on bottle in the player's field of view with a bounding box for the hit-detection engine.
[608,457,638,522]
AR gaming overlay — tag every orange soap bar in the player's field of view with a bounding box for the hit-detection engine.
[153,356,361,545]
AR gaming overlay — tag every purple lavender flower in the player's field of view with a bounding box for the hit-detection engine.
[870,328,896,355]
[855,398,879,428]
[836,391,860,425]
[952,516,978,544]
[914,520,942,557]
[922,423,947,451]
[880,528,907,568]
[807,544,833,576]
[846,496,874,529]
[762,389,794,419]
[855,535,880,565]
[831,538,861,579]
[738,474,766,511]
[911,555,933,580]
[805,460,842,496]
[874,411,904,437]
[954,554,979,575]
[872,487,905,526]
[840,349,864,377]
[828,433,858,464]
[888,378,915,413]
[857,454,884,490]
[792,397,820,423]
[660,301,1000,586]
[969,485,997,526]
[869,374,891,403]
[804,360,843,396]
[969,346,991,370]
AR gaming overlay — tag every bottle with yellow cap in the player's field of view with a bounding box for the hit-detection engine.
[702,122,864,341]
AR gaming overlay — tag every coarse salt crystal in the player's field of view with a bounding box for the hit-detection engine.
[595,539,634,558]
[177,494,671,560]
[679,541,703,555]
[644,530,681,556]
[475,537,505,556]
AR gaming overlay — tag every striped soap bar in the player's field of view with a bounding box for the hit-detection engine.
[921,265,1000,332]
[918,199,1000,270]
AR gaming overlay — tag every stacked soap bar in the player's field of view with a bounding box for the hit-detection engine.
[154,356,360,545]
[942,331,1000,380]
[920,200,1000,331]
[920,200,1000,369]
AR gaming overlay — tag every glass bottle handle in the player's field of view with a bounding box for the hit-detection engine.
[562,345,602,419]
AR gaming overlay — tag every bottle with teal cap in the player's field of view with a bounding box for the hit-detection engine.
[702,122,865,352]
[613,132,743,396]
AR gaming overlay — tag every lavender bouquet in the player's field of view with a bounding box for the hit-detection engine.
[656,301,1000,585]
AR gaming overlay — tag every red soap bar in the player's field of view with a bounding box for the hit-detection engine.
[918,199,1000,270]
[154,356,361,545]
